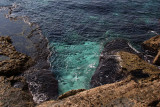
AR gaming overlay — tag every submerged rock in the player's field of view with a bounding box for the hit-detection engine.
[25,69,58,104]
[90,39,139,88]
[0,36,34,76]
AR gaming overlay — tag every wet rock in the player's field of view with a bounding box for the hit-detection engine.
[25,69,58,104]
[0,76,35,107]
[90,39,139,88]
[0,36,34,76]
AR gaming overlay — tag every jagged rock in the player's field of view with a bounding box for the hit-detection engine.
[90,39,139,88]
[0,76,35,107]
[58,89,86,100]
[25,69,58,104]
[0,36,34,76]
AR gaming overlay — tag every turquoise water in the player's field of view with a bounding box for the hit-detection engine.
[50,41,102,93]
[0,0,160,94]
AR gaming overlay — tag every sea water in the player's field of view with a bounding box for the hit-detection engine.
[0,0,160,94]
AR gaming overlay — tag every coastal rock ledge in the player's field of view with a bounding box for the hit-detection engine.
[37,38,160,107]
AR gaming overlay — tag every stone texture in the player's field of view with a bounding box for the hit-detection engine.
[58,89,86,100]
[118,51,160,83]
[90,39,140,88]
[142,35,160,53]
[0,36,34,76]
[0,76,35,107]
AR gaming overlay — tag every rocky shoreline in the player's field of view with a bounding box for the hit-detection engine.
[1,7,160,107]
[37,35,160,107]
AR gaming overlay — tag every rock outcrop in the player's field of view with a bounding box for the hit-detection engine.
[0,36,34,76]
[90,39,139,88]
[142,35,160,53]
[37,51,160,107]
[142,35,160,65]
[0,36,35,106]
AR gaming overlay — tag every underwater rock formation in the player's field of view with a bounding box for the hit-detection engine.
[90,39,139,88]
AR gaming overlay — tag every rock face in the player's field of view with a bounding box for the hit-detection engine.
[90,39,139,88]
[0,36,33,76]
[25,69,58,104]
[37,51,160,107]
[142,35,160,65]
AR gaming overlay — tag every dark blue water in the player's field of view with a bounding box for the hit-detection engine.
[0,0,160,94]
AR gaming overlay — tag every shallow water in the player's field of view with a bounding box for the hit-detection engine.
[0,55,10,61]
[0,0,160,94]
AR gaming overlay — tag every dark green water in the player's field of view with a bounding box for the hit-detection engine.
[0,0,160,94]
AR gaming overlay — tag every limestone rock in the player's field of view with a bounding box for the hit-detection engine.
[142,35,160,53]
[0,36,34,76]
[118,51,160,83]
